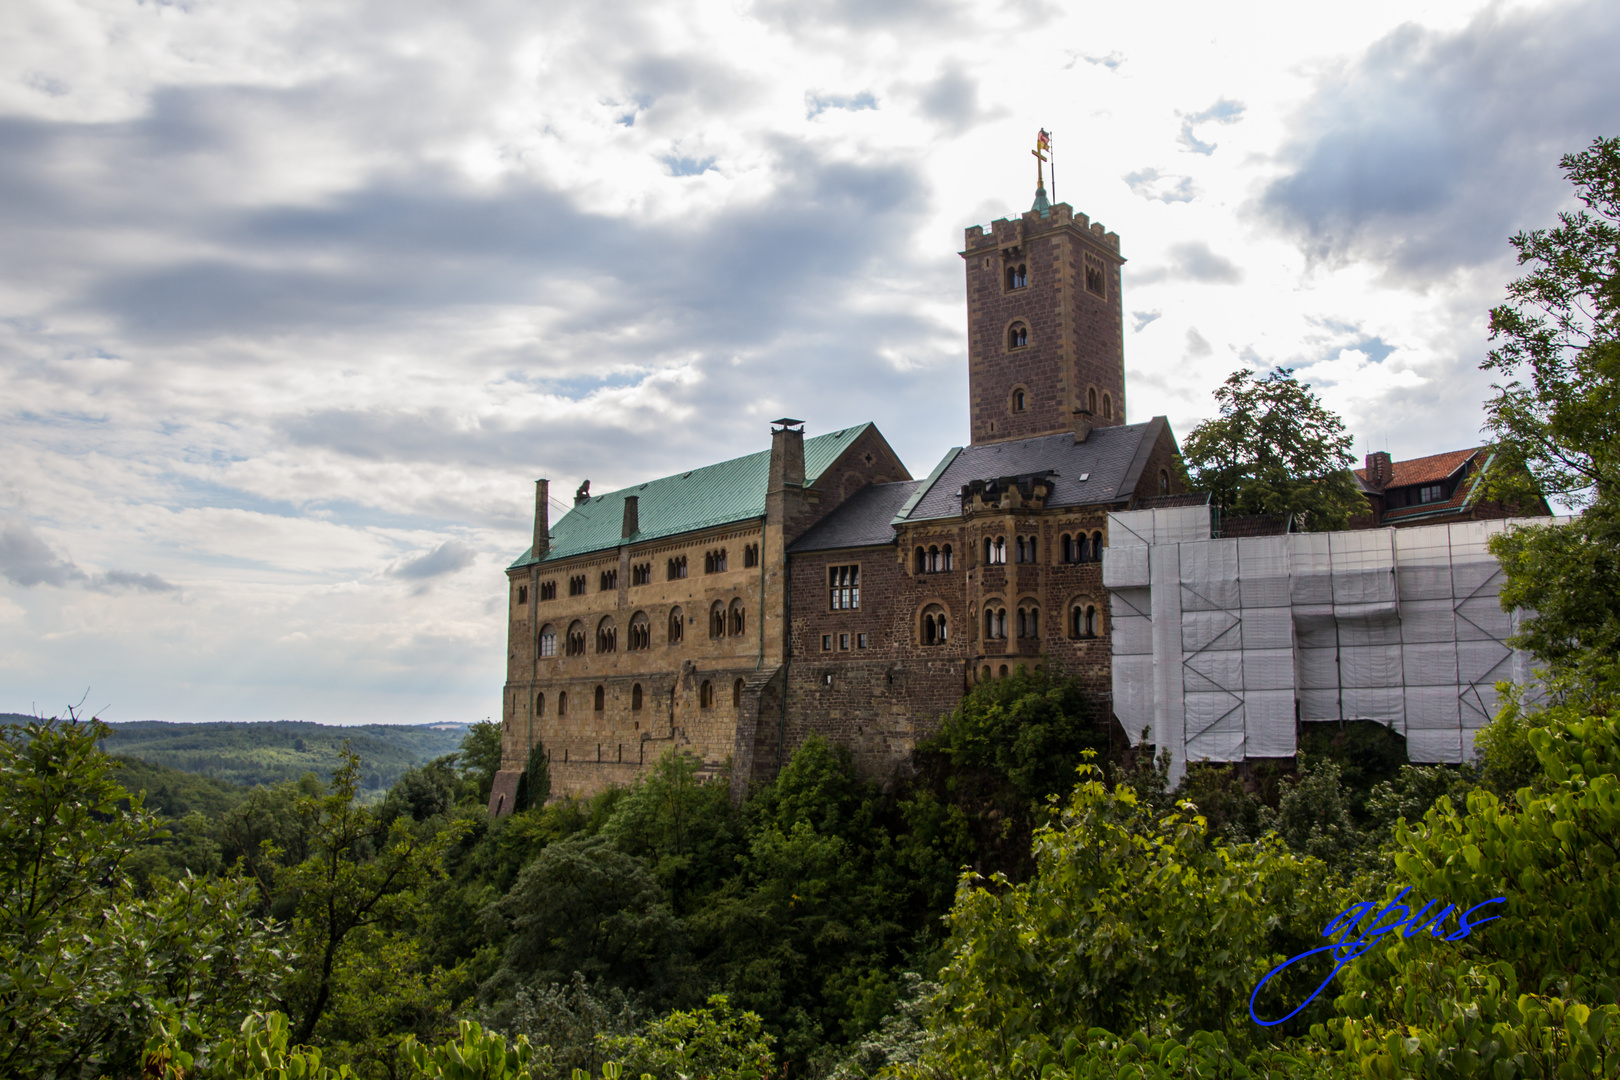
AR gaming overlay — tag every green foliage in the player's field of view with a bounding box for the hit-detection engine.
[600,995,775,1080]
[475,973,643,1080]
[1257,757,1370,873]
[99,719,469,791]
[517,738,552,812]
[402,1019,537,1080]
[601,751,741,912]
[1180,368,1367,531]
[1481,137,1620,509]
[1,715,285,1079]
[1490,498,1620,677]
[462,722,505,806]
[193,1011,355,1079]
[382,755,461,825]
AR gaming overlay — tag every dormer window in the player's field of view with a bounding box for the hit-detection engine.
[1008,323,1028,349]
[1419,483,1445,503]
[1005,263,1027,290]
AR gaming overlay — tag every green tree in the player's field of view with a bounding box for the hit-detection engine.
[460,721,506,806]
[1490,497,1620,677]
[516,739,551,812]
[601,751,741,913]
[1481,137,1620,509]
[1,715,284,1079]
[601,995,775,1080]
[234,747,465,1045]
[1181,368,1366,530]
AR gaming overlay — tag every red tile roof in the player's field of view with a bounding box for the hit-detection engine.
[1354,446,1484,488]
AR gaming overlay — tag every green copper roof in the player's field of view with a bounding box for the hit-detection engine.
[1031,183,1051,218]
[508,424,874,568]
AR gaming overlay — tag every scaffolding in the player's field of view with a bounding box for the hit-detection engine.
[1104,507,1554,784]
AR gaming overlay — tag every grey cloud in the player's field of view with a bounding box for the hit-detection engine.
[1185,328,1213,357]
[1131,241,1242,286]
[1178,99,1245,155]
[1132,310,1161,333]
[752,0,961,33]
[1124,167,1197,203]
[919,64,986,126]
[806,91,877,119]
[1074,51,1123,70]
[390,540,477,581]
[1259,0,1620,276]
[0,519,85,587]
[90,570,181,593]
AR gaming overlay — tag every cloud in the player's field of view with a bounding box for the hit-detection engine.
[918,64,988,126]
[0,518,85,587]
[1178,98,1245,155]
[90,570,181,593]
[1185,328,1213,357]
[1075,51,1124,70]
[1259,0,1620,277]
[389,541,478,581]
[1132,310,1162,333]
[1133,241,1242,285]
[1125,167,1198,204]
[806,91,877,119]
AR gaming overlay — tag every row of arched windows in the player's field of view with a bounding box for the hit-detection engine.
[599,568,617,591]
[539,599,745,657]
[704,549,728,573]
[1060,531,1105,563]
[1084,386,1114,420]
[530,677,749,719]
[913,544,954,574]
[976,531,1107,565]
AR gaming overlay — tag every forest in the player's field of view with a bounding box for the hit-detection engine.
[3,138,1617,1080]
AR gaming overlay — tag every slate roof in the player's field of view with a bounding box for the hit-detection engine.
[897,418,1170,524]
[509,425,875,568]
[788,480,924,553]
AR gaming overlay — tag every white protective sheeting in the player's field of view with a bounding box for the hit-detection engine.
[1107,515,1557,778]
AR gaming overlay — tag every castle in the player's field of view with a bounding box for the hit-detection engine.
[487,169,1188,811]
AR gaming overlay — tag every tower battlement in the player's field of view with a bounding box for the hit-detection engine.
[963,202,1120,253]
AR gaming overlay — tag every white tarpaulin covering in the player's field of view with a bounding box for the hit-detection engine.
[1103,512,1555,782]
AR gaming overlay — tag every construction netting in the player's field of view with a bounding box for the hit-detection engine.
[1105,508,1553,783]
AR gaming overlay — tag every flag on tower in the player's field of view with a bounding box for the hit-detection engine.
[1037,129,1051,152]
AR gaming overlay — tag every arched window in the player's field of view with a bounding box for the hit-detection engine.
[1017,608,1027,638]
[517,585,528,604]
[999,664,1009,678]
[1026,536,1037,562]
[594,685,605,711]
[984,537,992,564]
[729,598,746,636]
[632,684,643,710]
[1076,534,1091,563]
[558,691,568,716]
[1008,323,1028,349]
[733,678,744,708]
[709,601,725,638]
[700,680,713,708]
[628,611,650,651]
[669,606,684,644]
[539,624,557,657]
[1092,530,1104,558]
[536,693,545,716]
[1159,469,1170,495]
[921,603,949,645]
[984,604,1007,639]
[566,620,586,656]
[1006,263,1027,289]
[596,616,617,653]
[994,536,1006,564]
[1012,389,1026,412]
[942,544,953,570]
[1103,393,1113,420]
[1029,607,1039,636]
[1015,537,1026,563]
[668,555,688,580]
[1085,605,1098,637]
[915,546,926,574]
[743,544,759,568]
[1087,387,1098,413]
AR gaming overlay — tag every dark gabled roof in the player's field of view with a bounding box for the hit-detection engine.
[509,424,875,568]
[788,480,924,554]
[895,418,1170,524]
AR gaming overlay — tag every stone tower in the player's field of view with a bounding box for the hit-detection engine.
[961,180,1126,445]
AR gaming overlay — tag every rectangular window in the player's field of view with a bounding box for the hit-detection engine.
[822,634,832,652]
[839,633,850,650]
[857,633,868,649]
[1420,483,1445,504]
[829,565,860,610]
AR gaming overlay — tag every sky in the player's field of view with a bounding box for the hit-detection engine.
[2,0,1615,725]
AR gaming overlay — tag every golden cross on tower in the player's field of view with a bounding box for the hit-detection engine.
[1032,128,1051,187]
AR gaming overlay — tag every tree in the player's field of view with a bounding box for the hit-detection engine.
[1181,368,1366,530]
[459,721,504,806]
[1481,137,1620,509]
[232,747,465,1045]
[515,738,550,812]
[1,715,283,1078]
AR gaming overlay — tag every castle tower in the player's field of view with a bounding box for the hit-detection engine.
[960,147,1126,445]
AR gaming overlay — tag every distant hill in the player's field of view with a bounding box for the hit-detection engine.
[2,713,469,792]
[108,755,250,819]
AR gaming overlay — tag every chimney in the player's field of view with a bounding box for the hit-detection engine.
[769,418,806,490]
[621,495,639,539]
[533,479,550,560]
[1364,451,1392,491]
[574,479,591,506]
[1072,408,1093,444]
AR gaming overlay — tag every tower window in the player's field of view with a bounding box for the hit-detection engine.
[1012,389,1026,413]
[1103,393,1113,420]
[1084,257,1106,297]
[1087,387,1097,413]
[1005,263,1027,290]
[1008,323,1028,349]
[539,624,557,657]
[517,585,528,604]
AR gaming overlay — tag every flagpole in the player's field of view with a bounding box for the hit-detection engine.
[1050,133,1056,205]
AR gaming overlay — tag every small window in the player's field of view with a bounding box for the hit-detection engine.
[985,536,1006,565]
[857,633,868,649]
[558,691,568,716]
[1103,393,1113,420]
[540,580,556,601]
[600,569,617,591]
[743,543,759,568]
[594,685,605,711]
[632,684,643,710]
[822,634,832,651]
[839,633,850,651]
[536,693,545,716]
[667,556,688,580]
[632,563,651,586]
[1061,534,1073,563]
[822,672,833,687]
[596,617,617,653]
[566,620,586,656]
[1085,258,1106,297]
[1006,263,1027,290]
[829,565,860,610]
[733,678,744,708]
[539,625,557,657]
[1087,387,1098,414]
[710,601,725,638]
[729,598,746,636]
[700,680,713,708]
[921,604,949,646]
[942,544,953,570]
[1092,530,1104,559]
[1012,389,1026,413]
[1420,483,1445,504]
[668,606,684,644]
[1008,323,1028,349]
[705,548,728,573]
[569,575,587,597]
[628,612,650,651]
[517,585,528,604]
[1159,469,1170,495]
[915,546,927,574]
